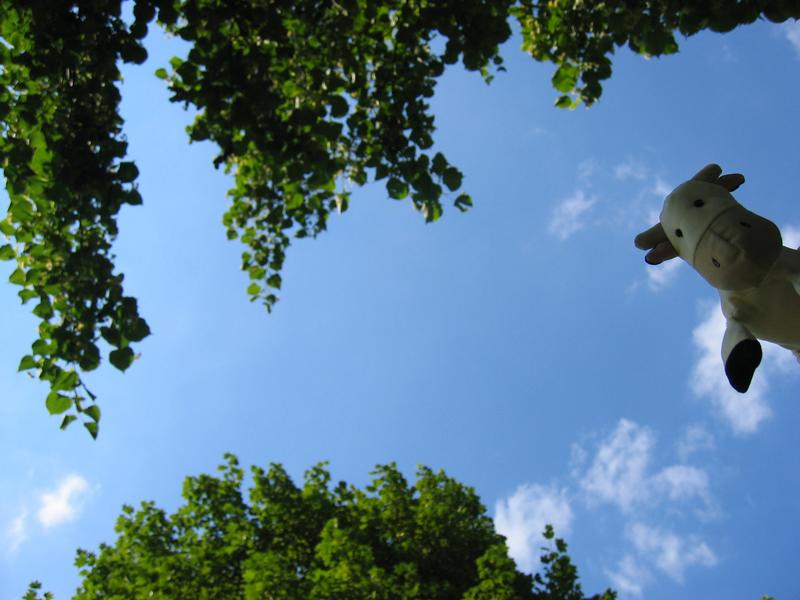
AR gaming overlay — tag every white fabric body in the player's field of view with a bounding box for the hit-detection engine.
[720,247,800,355]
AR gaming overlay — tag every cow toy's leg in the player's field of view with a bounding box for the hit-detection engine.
[722,319,762,393]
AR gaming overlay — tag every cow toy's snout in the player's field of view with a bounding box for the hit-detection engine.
[692,206,782,291]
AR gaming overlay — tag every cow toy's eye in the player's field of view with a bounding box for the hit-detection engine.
[740,221,752,228]
[693,199,705,207]
[712,258,721,268]
[675,229,683,237]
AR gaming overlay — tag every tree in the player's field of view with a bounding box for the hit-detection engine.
[1,1,798,433]
[26,455,616,599]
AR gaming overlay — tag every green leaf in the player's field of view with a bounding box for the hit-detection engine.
[286,193,304,211]
[554,94,574,109]
[454,193,473,212]
[154,67,168,79]
[79,345,101,372]
[18,289,37,303]
[84,421,99,439]
[0,244,15,260]
[53,369,79,392]
[117,162,139,182]
[100,326,122,347]
[551,63,579,93]
[84,405,101,423]
[329,95,349,118]
[267,274,282,289]
[18,355,37,371]
[374,164,389,181]
[246,282,261,296]
[432,152,448,176]
[120,43,147,64]
[46,391,72,415]
[335,193,349,213]
[126,318,151,343]
[442,167,463,191]
[422,201,443,223]
[31,338,55,356]
[32,299,53,319]
[60,415,77,430]
[9,268,26,285]
[109,347,134,372]
[387,178,409,200]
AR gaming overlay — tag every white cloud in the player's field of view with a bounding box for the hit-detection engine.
[579,419,653,511]
[652,465,716,518]
[515,418,721,596]
[577,158,598,180]
[37,474,90,528]
[5,509,28,553]
[690,303,773,434]
[782,20,800,58]
[646,258,682,291]
[676,424,715,462]
[654,465,708,502]
[548,190,596,240]
[494,484,573,573]
[578,419,716,517]
[605,555,650,598]
[782,224,800,249]
[652,177,672,198]
[628,523,717,583]
[615,160,649,182]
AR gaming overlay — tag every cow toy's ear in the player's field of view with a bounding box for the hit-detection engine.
[634,223,680,265]
[717,173,745,192]
[635,223,666,250]
[691,163,723,183]
[690,163,745,192]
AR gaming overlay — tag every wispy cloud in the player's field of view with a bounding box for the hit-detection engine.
[37,474,91,528]
[578,419,653,511]
[690,303,773,434]
[507,418,720,596]
[653,465,716,518]
[652,177,672,198]
[548,190,596,240]
[627,523,717,583]
[615,160,649,182]
[494,484,573,573]
[577,158,599,180]
[782,224,800,249]
[5,509,28,553]
[676,424,715,462]
[605,555,650,598]
[782,19,800,58]
[646,259,682,291]
[576,419,715,516]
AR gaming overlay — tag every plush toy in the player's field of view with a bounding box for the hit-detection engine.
[635,164,800,393]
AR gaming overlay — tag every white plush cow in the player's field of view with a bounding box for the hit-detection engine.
[635,164,800,393]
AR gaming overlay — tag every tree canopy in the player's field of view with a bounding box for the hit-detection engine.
[1,0,798,434]
[24,455,616,599]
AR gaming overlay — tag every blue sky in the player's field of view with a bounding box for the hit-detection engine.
[2,16,800,600]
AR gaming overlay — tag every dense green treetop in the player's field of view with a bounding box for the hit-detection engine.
[1,0,798,434]
[24,455,616,599]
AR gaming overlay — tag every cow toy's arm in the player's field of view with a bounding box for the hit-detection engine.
[775,246,800,296]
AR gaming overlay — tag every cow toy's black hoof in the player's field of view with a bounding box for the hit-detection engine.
[725,339,762,393]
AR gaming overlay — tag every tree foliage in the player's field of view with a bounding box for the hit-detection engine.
[27,456,615,599]
[0,1,797,433]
